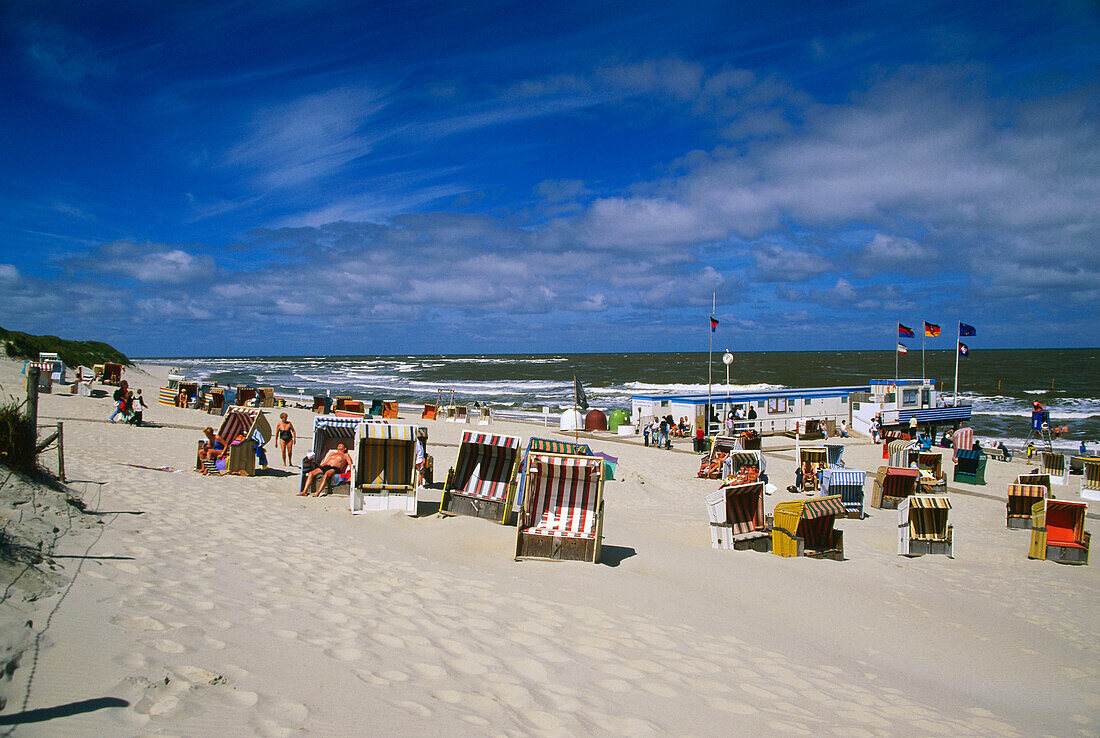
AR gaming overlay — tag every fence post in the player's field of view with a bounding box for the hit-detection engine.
[26,365,39,428]
[57,421,65,482]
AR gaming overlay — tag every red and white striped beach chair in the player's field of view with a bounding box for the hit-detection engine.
[515,453,605,563]
[706,481,769,551]
[439,431,522,524]
[952,427,974,461]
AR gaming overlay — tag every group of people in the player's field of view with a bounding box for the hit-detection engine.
[108,381,148,426]
[642,416,675,449]
[297,427,431,496]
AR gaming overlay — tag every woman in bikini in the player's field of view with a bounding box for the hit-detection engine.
[276,412,297,466]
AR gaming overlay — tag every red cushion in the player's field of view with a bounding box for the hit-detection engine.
[1046,506,1081,545]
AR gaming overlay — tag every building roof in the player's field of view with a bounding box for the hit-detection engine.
[631,385,868,405]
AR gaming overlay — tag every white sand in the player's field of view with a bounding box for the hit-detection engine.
[1,358,1098,735]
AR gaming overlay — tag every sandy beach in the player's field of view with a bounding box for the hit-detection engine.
[1,358,1098,736]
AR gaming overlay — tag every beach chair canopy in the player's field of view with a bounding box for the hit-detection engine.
[952,427,974,460]
[802,496,845,520]
[522,454,604,539]
[714,481,765,536]
[1084,459,1100,492]
[800,447,828,465]
[312,416,361,455]
[218,407,271,446]
[357,422,416,490]
[821,468,865,495]
[956,449,982,465]
[771,496,845,558]
[527,438,593,456]
[449,431,522,501]
[824,443,845,468]
[887,439,916,468]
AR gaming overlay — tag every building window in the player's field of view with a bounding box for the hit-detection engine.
[840,397,848,404]
[804,398,812,406]
[902,389,918,406]
[757,400,765,407]
[767,398,787,414]
[885,392,896,403]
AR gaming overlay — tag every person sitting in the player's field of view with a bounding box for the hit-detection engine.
[299,443,353,496]
[198,426,231,472]
[997,441,1013,461]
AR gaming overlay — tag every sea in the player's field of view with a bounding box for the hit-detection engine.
[143,349,1100,451]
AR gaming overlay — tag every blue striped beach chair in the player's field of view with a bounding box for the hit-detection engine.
[440,431,522,524]
[821,468,866,519]
[300,416,362,496]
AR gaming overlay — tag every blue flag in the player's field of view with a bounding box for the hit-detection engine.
[959,322,976,337]
[958,342,970,357]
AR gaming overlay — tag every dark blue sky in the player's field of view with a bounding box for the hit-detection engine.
[1,1,1097,356]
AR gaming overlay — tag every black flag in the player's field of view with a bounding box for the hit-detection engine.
[574,376,589,411]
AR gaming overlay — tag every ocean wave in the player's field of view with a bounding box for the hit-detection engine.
[622,381,784,395]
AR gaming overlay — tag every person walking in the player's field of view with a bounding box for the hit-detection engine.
[109,381,129,422]
[276,413,297,466]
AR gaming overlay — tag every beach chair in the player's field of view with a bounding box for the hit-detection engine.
[382,401,399,419]
[898,496,953,557]
[101,362,124,386]
[444,405,457,422]
[455,405,468,424]
[204,386,226,414]
[235,386,258,407]
[707,481,769,551]
[157,387,177,406]
[870,466,920,509]
[1006,474,1052,529]
[821,468,866,519]
[887,439,917,469]
[770,496,845,560]
[312,395,330,414]
[350,423,419,515]
[258,387,276,408]
[300,416,361,496]
[824,443,845,468]
[1082,459,1100,502]
[368,399,383,416]
[1039,451,1070,486]
[514,453,605,563]
[917,451,946,491]
[799,447,828,492]
[478,406,492,425]
[952,427,974,461]
[196,406,272,476]
[513,438,595,514]
[953,449,987,485]
[333,398,365,417]
[421,403,438,420]
[439,431,522,524]
[1028,500,1090,565]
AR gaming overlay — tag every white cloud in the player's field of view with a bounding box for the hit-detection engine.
[81,242,216,284]
[0,264,20,283]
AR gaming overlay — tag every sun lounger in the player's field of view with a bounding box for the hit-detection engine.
[1039,451,1070,486]
[439,432,522,524]
[350,423,419,516]
[871,466,919,509]
[1029,499,1090,565]
[821,468,866,519]
[898,495,953,556]
[195,406,272,476]
[1007,474,1052,529]
[770,495,844,559]
[300,416,361,496]
[707,481,769,551]
[515,453,605,563]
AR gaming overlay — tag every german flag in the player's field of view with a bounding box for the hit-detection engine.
[924,321,940,337]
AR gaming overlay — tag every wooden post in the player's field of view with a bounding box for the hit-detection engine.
[26,365,39,428]
[57,422,65,482]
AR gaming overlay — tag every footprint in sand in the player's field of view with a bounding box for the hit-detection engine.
[326,646,362,662]
[409,662,448,680]
[153,639,187,653]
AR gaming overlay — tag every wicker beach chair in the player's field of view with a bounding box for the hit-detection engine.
[898,495,953,556]
[770,496,845,559]
[421,403,438,420]
[870,466,919,509]
[1039,451,1070,486]
[799,447,828,492]
[350,422,419,515]
[821,468,866,519]
[195,406,272,476]
[515,453,605,563]
[513,438,594,513]
[707,481,769,551]
[887,439,917,469]
[300,416,361,496]
[953,449,987,485]
[439,431,522,524]
[1029,500,1090,565]
[1006,474,1052,529]
[1083,459,1100,501]
[917,451,945,491]
[824,443,845,468]
[382,401,399,419]
[951,427,974,461]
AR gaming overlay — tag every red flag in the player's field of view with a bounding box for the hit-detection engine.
[710,316,719,333]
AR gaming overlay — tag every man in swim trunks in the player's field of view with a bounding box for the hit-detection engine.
[199,426,231,472]
[299,443,353,496]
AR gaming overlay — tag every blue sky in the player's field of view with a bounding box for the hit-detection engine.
[1,1,1097,357]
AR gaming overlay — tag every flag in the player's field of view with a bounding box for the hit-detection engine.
[958,342,969,357]
[574,375,589,411]
[959,322,976,337]
[710,316,719,333]
[924,321,941,337]
[897,343,908,354]
[898,323,914,338]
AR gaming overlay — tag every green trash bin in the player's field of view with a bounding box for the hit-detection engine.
[608,409,628,432]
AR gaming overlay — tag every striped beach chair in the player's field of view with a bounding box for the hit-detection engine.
[440,431,522,524]
[824,443,845,468]
[953,449,987,485]
[300,416,361,496]
[871,466,919,509]
[351,422,419,516]
[770,495,844,560]
[1082,458,1100,501]
[898,496,953,557]
[195,406,271,476]
[799,447,828,492]
[821,468,866,519]
[1007,474,1052,529]
[515,453,605,563]
[706,481,769,551]
[917,451,945,490]
[1039,451,1070,486]
[952,427,974,461]
[158,387,177,406]
[421,403,438,420]
[887,439,917,469]
[1029,499,1090,565]
[513,438,594,513]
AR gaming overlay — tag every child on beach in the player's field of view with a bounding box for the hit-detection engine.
[276,413,296,466]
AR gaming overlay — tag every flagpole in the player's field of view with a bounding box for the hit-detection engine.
[953,320,961,407]
[573,374,578,443]
[895,328,899,383]
[707,292,714,435]
[921,320,926,380]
